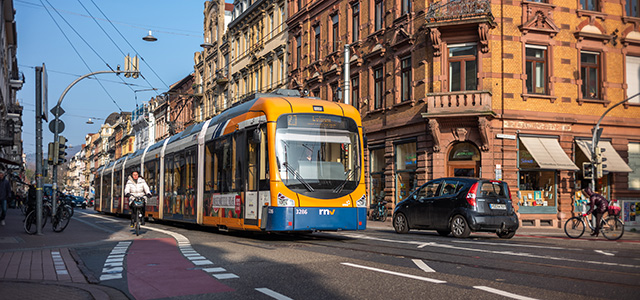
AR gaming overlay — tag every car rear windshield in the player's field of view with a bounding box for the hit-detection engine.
[479,181,508,197]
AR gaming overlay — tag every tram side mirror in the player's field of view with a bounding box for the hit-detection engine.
[253,128,262,144]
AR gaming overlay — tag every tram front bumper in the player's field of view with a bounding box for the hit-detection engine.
[265,206,367,231]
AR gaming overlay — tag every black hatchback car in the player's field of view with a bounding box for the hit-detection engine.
[393,177,519,238]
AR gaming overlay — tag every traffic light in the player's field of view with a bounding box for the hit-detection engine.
[57,136,68,165]
[582,162,593,179]
[47,142,57,165]
[594,147,607,178]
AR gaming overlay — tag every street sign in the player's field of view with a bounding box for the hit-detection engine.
[49,119,65,134]
[50,105,65,118]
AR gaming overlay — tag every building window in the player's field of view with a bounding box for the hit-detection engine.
[374,66,384,109]
[518,139,557,212]
[581,51,600,99]
[313,88,320,98]
[314,25,321,60]
[296,35,301,69]
[375,0,384,31]
[332,14,339,52]
[449,44,477,92]
[628,0,640,17]
[352,3,359,42]
[580,0,598,11]
[395,141,417,204]
[298,0,303,12]
[629,142,640,190]
[526,45,547,94]
[370,147,385,204]
[401,56,411,101]
[351,75,359,108]
[330,82,339,101]
[626,55,640,104]
[401,0,411,15]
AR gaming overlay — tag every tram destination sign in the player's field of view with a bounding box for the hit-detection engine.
[282,114,353,130]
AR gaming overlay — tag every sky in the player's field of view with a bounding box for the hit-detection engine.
[15,0,222,156]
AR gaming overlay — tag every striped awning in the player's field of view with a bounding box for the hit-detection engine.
[520,137,579,171]
[576,140,633,173]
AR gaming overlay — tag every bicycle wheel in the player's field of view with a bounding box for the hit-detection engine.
[135,212,140,236]
[24,210,38,235]
[380,208,388,222]
[601,217,624,240]
[52,208,71,232]
[564,217,585,238]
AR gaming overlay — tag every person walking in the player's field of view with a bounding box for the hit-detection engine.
[0,171,13,226]
[582,187,609,237]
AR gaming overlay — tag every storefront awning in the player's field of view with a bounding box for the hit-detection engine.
[576,140,633,173]
[520,137,579,171]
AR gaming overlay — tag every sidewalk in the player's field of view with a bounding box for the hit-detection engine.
[0,207,129,300]
[366,217,640,242]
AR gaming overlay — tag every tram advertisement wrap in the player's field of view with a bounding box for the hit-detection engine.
[211,194,242,218]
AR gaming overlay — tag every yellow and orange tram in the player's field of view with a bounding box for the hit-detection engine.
[95,90,367,231]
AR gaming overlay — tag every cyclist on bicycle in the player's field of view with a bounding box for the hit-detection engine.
[581,187,609,237]
[124,171,151,227]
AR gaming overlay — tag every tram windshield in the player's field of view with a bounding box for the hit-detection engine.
[276,114,361,198]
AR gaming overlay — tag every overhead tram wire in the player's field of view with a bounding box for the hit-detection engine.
[76,0,148,94]
[19,64,155,88]
[91,0,171,90]
[40,0,123,112]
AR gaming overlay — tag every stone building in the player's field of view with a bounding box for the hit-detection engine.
[167,74,196,135]
[287,0,640,228]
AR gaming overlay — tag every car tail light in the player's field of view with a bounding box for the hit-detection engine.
[466,182,478,207]
[506,184,512,201]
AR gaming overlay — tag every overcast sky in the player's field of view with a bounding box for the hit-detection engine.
[15,0,226,156]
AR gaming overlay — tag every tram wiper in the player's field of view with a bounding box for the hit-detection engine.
[283,162,314,192]
[333,167,357,194]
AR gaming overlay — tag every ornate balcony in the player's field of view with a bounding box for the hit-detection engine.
[426,0,493,24]
[423,90,494,118]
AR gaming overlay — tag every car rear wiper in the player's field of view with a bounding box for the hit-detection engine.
[282,162,314,192]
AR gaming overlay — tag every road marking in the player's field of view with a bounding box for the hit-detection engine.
[452,240,571,250]
[594,250,615,256]
[100,241,131,281]
[342,262,446,284]
[412,259,436,273]
[51,251,69,275]
[255,288,294,300]
[474,286,539,300]
[341,233,640,269]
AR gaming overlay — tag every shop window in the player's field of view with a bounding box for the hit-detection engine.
[448,142,480,177]
[395,141,417,203]
[580,51,600,99]
[448,44,477,92]
[629,142,640,190]
[526,45,547,94]
[370,148,386,204]
[518,139,557,213]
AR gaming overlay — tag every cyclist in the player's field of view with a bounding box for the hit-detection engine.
[581,187,609,237]
[124,171,151,227]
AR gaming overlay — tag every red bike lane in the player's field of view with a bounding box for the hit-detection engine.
[126,238,234,300]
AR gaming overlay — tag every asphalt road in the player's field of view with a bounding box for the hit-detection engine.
[64,210,640,300]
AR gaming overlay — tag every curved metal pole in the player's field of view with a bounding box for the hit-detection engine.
[590,92,640,190]
[51,70,138,216]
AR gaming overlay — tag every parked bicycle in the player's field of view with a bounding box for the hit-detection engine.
[51,199,72,232]
[564,206,624,240]
[370,200,388,222]
[23,200,51,235]
[130,195,145,236]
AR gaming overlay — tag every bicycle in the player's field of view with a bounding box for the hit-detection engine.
[370,200,388,222]
[51,200,72,232]
[564,212,624,240]
[23,201,51,235]
[130,196,145,236]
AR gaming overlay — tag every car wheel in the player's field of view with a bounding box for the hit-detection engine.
[393,213,409,234]
[497,231,516,239]
[450,215,470,238]
[436,230,450,237]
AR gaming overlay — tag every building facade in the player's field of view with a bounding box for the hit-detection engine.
[167,74,196,135]
[288,0,640,228]
[228,0,288,103]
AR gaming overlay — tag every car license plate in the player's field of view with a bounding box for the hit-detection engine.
[490,204,506,210]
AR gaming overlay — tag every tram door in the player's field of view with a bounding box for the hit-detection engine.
[244,126,267,226]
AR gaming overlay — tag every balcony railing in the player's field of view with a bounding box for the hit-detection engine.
[426,0,492,23]
[425,90,493,116]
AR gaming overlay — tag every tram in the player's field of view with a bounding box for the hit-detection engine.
[94,90,367,231]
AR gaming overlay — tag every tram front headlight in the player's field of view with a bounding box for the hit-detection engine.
[277,193,296,207]
[356,194,366,207]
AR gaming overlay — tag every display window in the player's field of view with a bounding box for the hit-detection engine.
[518,139,558,213]
[395,141,417,204]
[369,147,385,204]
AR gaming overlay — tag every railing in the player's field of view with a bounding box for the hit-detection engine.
[426,0,492,22]
[425,91,492,115]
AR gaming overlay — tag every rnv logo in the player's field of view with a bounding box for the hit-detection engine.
[319,209,335,216]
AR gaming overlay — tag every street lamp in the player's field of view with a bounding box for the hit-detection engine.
[143,30,157,42]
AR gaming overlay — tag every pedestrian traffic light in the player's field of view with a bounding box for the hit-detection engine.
[47,142,57,165]
[57,136,67,165]
[582,162,593,179]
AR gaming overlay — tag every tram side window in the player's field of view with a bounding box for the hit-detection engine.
[95,175,101,201]
[144,160,157,195]
[205,143,214,192]
[234,133,243,192]
[217,136,233,193]
[114,169,122,199]
[259,126,269,190]
[175,152,186,195]
[186,148,197,195]
[164,155,174,196]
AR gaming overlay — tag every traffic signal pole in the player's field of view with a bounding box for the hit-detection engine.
[590,92,640,190]
[50,68,138,215]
